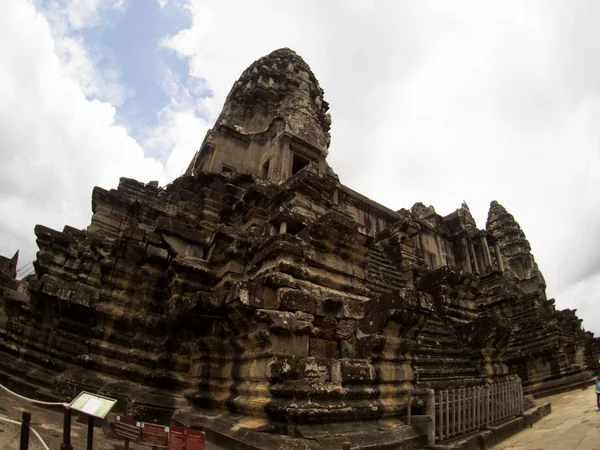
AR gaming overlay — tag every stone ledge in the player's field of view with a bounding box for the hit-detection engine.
[529,374,595,399]
[174,408,424,450]
[425,402,551,450]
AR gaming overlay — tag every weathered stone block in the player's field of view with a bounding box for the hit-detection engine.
[295,311,314,322]
[146,245,169,262]
[266,356,304,381]
[71,284,100,308]
[336,319,357,340]
[340,359,376,384]
[313,316,337,340]
[303,357,330,382]
[296,321,312,335]
[2,288,28,305]
[270,334,309,357]
[255,309,297,332]
[340,335,385,359]
[342,298,365,319]
[309,338,340,359]
[279,288,317,314]
[40,275,73,302]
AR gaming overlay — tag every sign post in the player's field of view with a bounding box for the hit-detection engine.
[19,411,31,450]
[69,391,117,450]
[60,407,73,450]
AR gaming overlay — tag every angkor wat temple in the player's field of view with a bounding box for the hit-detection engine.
[0,48,597,449]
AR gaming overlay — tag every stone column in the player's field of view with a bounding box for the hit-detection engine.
[469,240,480,273]
[474,244,484,274]
[494,243,504,272]
[462,238,472,273]
[436,236,446,266]
[274,136,291,183]
[207,145,218,172]
[279,221,288,234]
[481,235,492,268]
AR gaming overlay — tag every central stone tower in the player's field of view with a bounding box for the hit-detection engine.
[186,48,334,184]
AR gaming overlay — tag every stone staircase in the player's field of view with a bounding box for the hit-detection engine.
[365,247,406,296]
[414,317,481,388]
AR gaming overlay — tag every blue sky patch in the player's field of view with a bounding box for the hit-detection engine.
[86,2,192,140]
[37,0,199,156]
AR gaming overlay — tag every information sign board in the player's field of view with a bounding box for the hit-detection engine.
[168,427,185,450]
[69,391,117,419]
[185,428,206,450]
[168,426,205,450]
[114,415,141,441]
[141,422,170,447]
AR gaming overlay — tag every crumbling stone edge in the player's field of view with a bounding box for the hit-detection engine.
[425,402,552,450]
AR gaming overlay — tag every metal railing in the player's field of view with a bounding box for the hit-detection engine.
[435,379,524,441]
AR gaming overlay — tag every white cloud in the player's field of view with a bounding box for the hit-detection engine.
[0,1,164,267]
[42,0,123,30]
[55,35,127,106]
[143,67,211,180]
[39,0,128,105]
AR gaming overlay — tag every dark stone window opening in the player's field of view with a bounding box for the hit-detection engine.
[261,160,270,178]
[292,153,310,175]
[286,221,305,236]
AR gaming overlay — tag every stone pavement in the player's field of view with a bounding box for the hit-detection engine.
[491,387,600,450]
[0,387,223,450]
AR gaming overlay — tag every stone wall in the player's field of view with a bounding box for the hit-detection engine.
[0,47,597,447]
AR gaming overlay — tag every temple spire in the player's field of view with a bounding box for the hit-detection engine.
[486,201,546,295]
[186,48,334,184]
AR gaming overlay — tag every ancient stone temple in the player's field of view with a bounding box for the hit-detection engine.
[0,48,597,449]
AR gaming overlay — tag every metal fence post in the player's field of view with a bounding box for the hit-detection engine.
[20,411,31,450]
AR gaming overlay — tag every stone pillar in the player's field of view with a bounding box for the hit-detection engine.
[494,243,504,272]
[279,221,288,234]
[273,136,291,183]
[436,236,446,266]
[270,223,277,236]
[481,235,492,268]
[475,243,485,274]
[469,240,479,273]
[207,144,218,172]
[462,238,472,273]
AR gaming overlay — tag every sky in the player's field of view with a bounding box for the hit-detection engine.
[1,0,599,333]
